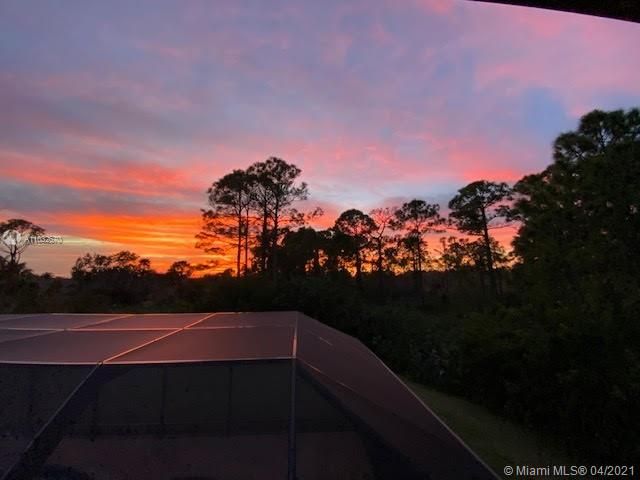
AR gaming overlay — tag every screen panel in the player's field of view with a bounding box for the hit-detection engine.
[0,364,93,478]
[110,326,295,363]
[0,330,172,363]
[300,363,495,480]
[77,313,211,330]
[64,364,232,436]
[295,367,376,480]
[0,329,53,344]
[297,326,440,435]
[0,314,123,330]
[163,363,231,432]
[192,311,298,328]
[37,362,291,480]
[230,362,291,434]
[0,314,36,323]
[94,367,164,430]
[297,313,378,360]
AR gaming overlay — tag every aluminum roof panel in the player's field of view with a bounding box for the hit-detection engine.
[109,326,295,363]
[0,330,174,364]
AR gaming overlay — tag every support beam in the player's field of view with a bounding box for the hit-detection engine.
[469,0,640,24]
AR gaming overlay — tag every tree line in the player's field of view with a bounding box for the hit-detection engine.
[196,156,513,297]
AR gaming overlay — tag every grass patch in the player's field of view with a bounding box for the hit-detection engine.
[405,380,576,479]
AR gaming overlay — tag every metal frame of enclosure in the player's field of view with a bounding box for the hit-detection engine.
[0,312,498,480]
[469,0,640,24]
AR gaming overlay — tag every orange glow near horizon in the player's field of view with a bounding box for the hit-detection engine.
[20,211,520,278]
[49,212,226,275]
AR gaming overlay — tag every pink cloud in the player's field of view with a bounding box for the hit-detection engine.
[465,3,640,113]
[405,0,456,15]
[0,150,204,198]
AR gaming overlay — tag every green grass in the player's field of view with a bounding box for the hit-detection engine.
[405,380,576,479]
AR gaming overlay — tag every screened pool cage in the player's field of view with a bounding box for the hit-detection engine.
[0,312,497,480]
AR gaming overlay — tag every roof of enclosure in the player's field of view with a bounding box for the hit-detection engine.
[0,312,297,364]
[0,312,498,479]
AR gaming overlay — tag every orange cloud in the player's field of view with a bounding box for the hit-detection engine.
[51,212,224,274]
[0,150,203,198]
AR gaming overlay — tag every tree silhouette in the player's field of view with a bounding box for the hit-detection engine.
[448,181,511,296]
[197,169,254,277]
[247,157,308,277]
[278,227,323,276]
[392,200,443,292]
[71,251,154,306]
[197,159,316,278]
[72,251,153,280]
[167,260,194,279]
[369,207,397,274]
[439,236,476,272]
[334,209,376,287]
[512,108,640,304]
[0,219,45,267]
[501,108,640,461]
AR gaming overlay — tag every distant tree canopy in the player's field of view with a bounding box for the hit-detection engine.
[195,159,514,287]
[512,108,640,307]
[278,227,324,276]
[368,207,397,276]
[449,181,512,295]
[196,169,253,278]
[71,251,152,280]
[248,157,309,277]
[471,108,640,462]
[197,157,310,278]
[167,260,194,280]
[439,236,508,274]
[333,209,376,286]
[392,200,444,291]
[70,251,154,306]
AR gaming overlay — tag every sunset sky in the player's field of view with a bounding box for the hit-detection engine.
[2,0,640,276]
